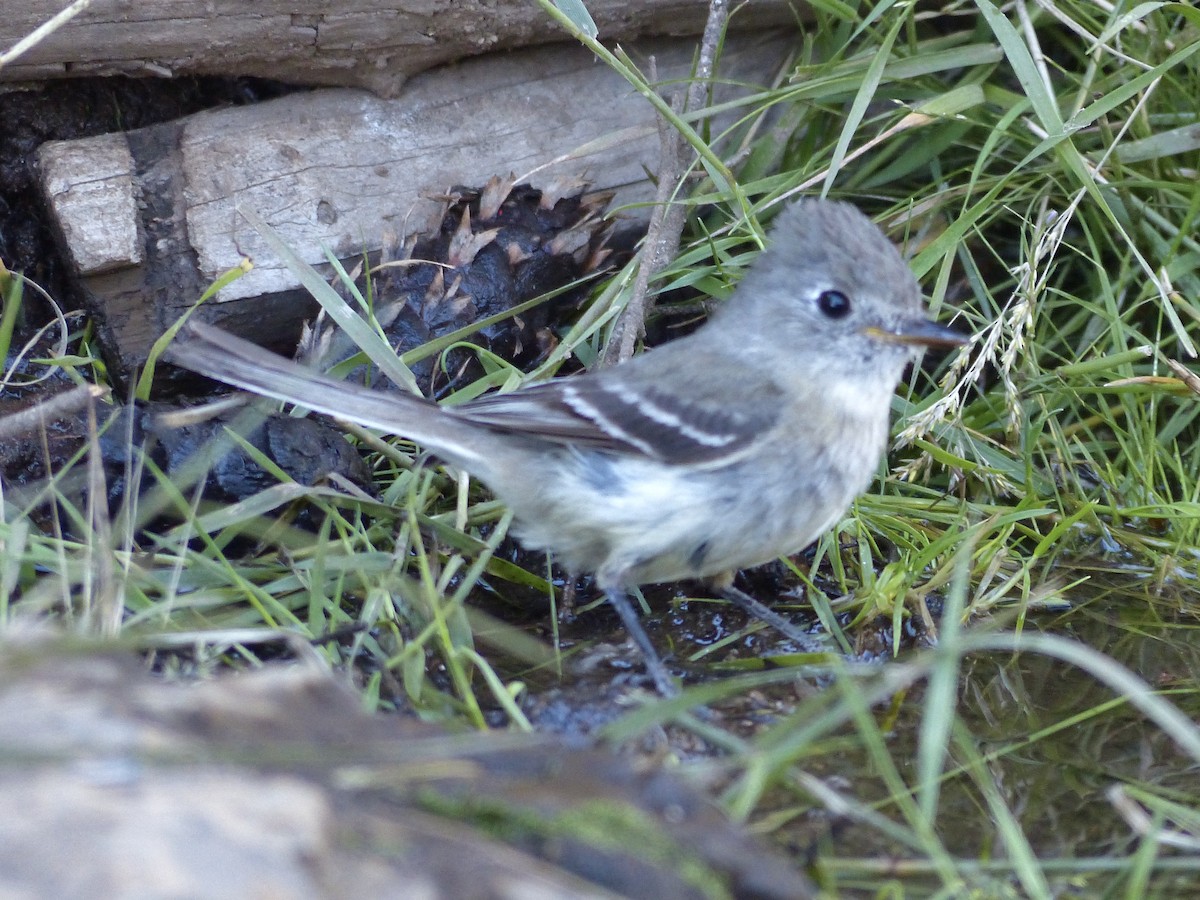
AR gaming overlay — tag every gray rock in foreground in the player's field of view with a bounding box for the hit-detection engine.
[0,638,814,899]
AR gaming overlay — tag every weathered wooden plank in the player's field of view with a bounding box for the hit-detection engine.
[3,0,797,95]
[38,33,794,381]
[39,133,141,276]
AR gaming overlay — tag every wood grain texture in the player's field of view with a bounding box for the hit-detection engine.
[3,0,797,95]
[37,33,795,381]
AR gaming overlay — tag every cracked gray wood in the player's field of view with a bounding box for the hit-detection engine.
[37,33,795,380]
[2,0,798,95]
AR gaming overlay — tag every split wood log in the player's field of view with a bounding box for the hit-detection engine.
[2,0,797,96]
[37,33,796,384]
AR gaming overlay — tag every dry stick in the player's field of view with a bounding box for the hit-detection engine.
[0,0,93,69]
[603,82,687,366]
[0,383,108,440]
[601,0,730,365]
[83,393,121,637]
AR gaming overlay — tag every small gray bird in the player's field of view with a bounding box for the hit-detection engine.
[167,199,967,695]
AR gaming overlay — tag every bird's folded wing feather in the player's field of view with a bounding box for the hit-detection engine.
[453,375,781,466]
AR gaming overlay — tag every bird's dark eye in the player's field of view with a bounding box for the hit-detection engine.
[817,290,851,319]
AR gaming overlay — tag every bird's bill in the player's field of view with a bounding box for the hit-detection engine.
[863,318,969,348]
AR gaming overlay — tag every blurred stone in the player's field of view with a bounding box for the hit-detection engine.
[0,640,814,899]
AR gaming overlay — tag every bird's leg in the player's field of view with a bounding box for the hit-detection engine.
[599,579,679,697]
[557,571,579,623]
[712,578,823,653]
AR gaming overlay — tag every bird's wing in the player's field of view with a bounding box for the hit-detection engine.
[453,367,782,466]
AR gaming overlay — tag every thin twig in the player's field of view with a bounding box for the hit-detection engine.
[0,0,93,69]
[601,0,730,365]
[603,75,686,365]
[0,383,108,440]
